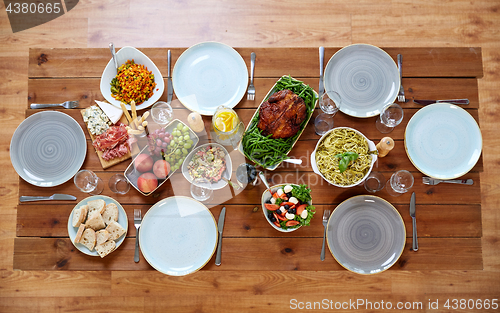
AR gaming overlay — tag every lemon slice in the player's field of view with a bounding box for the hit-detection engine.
[215,117,226,132]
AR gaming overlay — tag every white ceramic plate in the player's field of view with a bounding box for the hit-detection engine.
[181,143,232,190]
[327,195,405,275]
[405,103,482,179]
[100,46,164,110]
[172,42,248,116]
[10,111,86,187]
[324,44,399,118]
[139,196,217,276]
[67,195,128,257]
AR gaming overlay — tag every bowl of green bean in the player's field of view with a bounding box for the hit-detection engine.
[238,75,318,170]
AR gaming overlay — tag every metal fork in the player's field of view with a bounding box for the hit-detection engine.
[30,101,79,109]
[247,52,256,100]
[422,177,473,185]
[134,209,142,263]
[397,54,405,103]
[320,209,331,261]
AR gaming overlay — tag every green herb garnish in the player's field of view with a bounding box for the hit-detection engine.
[335,152,359,173]
[291,184,312,203]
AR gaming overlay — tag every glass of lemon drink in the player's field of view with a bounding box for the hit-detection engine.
[212,106,244,149]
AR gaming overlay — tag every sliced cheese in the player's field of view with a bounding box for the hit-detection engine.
[95,100,123,124]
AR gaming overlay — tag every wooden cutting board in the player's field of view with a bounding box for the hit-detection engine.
[80,107,137,169]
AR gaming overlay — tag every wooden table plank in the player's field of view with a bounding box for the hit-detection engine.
[13,237,482,271]
[18,171,482,206]
[16,204,482,238]
[24,107,481,142]
[28,47,483,79]
[27,77,480,109]
[61,137,482,174]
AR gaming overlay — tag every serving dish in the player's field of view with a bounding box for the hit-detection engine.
[139,196,218,276]
[323,44,399,118]
[10,111,87,187]
[181,143,232,190]
[311,127,377,188]
[327,195,405,274]
[405,102,482,179]
[100,46,164,110]
[261,183,314,232]
[239,75,318,170]
[67,195,128,257]
[80,105,132,169]
[124,119,199,196]
[172,41,248,115]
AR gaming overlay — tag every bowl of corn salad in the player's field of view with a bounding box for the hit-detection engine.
[100,46,164,111]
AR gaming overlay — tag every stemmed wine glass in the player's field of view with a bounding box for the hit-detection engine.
[74,170,104,195]
[386,170,414,197]
[376,103,404,133]
[314,91,341,135]
[190,177,213,202]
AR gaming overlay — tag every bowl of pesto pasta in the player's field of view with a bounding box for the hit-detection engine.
[311,127,377,188]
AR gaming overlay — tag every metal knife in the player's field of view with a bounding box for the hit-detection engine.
[167,50,173,104]
[215,206,226,266]
[413,99,469,106]
[318,46,325,96]
[409,192,418,252]
[20,194,77,202]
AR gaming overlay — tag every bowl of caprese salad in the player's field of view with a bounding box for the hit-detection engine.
[261,183,316,232]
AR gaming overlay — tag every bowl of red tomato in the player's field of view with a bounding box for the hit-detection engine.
[261,183,316,232]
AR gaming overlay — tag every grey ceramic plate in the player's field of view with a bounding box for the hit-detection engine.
[10,111,87,187]
[327,195,405,274]
[324,44,399,118]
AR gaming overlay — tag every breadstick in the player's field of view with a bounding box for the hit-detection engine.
[127,129,143,135]
[138,111,150,124]
[120,102,133,126]
[130,100,137,121]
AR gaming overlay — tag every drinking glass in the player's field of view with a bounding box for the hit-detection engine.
[315,91,341,135]
[150,101,173,126]
[190,177,213,202]
[314,113,334,136]
[364,171,386,193]
[74,170,104,195]
[376,103,404,133]
[386,170,414,197]
[319,90,341,115]
[108,174,130,195]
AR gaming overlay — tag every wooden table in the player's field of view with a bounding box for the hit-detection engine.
[15,47,483,272]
